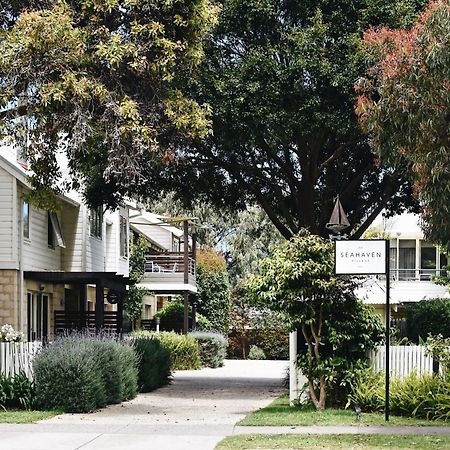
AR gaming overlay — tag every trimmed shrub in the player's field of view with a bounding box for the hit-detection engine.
[133,331,201,370]
[406,298,450,343]
[132,337,171,392]
[190,331,227,368]
[348,368,450,421]
[33,335,138,412]
[248,345,266,360]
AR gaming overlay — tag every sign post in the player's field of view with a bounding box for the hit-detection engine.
[334,239,390,421]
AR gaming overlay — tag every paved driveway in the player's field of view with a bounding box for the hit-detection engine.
[0,360,288,450]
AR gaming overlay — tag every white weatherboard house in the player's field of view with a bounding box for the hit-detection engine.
[357,213,449,323]
[129,209,197,329]
[0,146,131,341]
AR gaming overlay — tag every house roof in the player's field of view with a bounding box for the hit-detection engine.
[0,146,80,207]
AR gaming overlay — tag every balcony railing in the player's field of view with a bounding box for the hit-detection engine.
[390,268,448,281]
[144,253,196,277]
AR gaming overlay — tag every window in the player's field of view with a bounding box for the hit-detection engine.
[48,212,65,248]
[119,215,128,257]
[90,207,103,238]
[22,201,30,239]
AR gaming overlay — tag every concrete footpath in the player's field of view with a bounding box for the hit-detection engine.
[0,360,287,450]
[1,360,449,450]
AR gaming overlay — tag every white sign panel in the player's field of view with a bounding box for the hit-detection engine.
[335,240,387,275]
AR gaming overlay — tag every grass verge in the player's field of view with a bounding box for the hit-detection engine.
[238,395,450,427]
[0,409,60,423]
[215,434,450,449]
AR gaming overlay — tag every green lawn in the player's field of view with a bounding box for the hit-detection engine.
[0,409,60,423]
[238,395,450,427]
[215,434,450,450]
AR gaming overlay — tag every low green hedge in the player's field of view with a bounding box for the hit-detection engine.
[132,336,171,392]
[133,331,201,370]
[33,335,138,413]
[190,331,227,368]
[348,368,450,421]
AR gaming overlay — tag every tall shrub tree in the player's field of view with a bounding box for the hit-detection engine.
[356,0,450,246]
[0,0,218,208]
[155,0,427,239]
[196,248,230,334]
[247,230,383,410]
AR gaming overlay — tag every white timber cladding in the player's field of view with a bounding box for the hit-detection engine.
[104,207,129,276]
[0,166,18,268]
[18,186,62,271]
[85,204,105,272]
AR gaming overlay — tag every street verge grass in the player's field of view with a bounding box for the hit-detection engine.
[238,395,450,427]
[215,434,450,449]
[0,410,60,423]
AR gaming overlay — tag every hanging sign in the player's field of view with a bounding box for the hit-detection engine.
[335,239,387,275]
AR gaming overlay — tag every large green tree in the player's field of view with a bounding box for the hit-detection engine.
[0,0,217,208]
[356,0,450,247]
[247,230,383,410]
[155,0,426,239]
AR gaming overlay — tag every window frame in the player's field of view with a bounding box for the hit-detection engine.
[89,207,103,239]
[22,201,30,240]
[119,215,128,258]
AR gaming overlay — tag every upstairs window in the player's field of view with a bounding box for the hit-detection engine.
[89,207,103,239]
[22,201,30,239]
[48,212,65,248]
[119,215,128,258]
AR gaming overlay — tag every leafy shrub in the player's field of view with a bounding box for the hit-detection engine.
[348,368,450,421]
[133,331,201,370]
[33,335,138,412]
[155,298,212,331]
[0,371,35,410]
[132,337,171,392]
[248,345,266,360]
[406,298,450,343]
[190,331,227,368]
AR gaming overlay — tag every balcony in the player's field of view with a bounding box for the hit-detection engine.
[390,268,449,281]
[140,253,197,294]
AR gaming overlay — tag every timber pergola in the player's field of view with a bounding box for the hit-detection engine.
[24,271,132,334]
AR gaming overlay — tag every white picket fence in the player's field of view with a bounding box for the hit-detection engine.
[0,341,42,380]
[368,345,435,378]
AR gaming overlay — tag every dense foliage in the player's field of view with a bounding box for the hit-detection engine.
[0,0,218,208]
[132,336,171,392]
[356,0,450,246]
[154,297,212,331]
[247,230,383,409]
[154,0,427,239]
[33,335,138,412]
[189,331,227,368]
[196,248,231,334]
[349,368,450,421]
[406,298,450,342]
[0,371,35,410]
[134,330,202,370]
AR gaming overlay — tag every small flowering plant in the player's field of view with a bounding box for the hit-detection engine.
[0,324,24,342]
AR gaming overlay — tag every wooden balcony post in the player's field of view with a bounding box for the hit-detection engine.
[183,292,189,335]
[95,281,104,332]
[183,220,189,284]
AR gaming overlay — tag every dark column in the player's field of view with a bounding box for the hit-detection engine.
[95,280,104,332]
[42,294,48,345]
[117,295,124,336]
[183,220,189,284]
[79,284,87,329]
[191,296,197,332]
[183,292,189,335]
